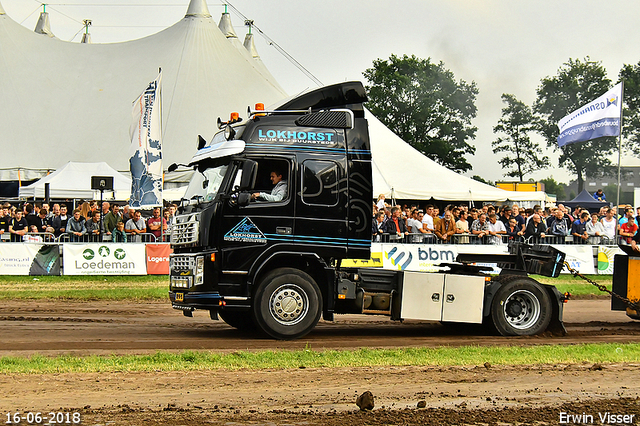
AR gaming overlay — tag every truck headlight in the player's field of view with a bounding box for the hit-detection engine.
[195,256,204,285]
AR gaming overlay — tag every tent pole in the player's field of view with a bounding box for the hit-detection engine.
[615,80,624,242]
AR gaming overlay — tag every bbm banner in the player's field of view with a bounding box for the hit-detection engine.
[63,243,147,275]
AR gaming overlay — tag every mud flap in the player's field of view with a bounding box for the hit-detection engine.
[545,285,567,336]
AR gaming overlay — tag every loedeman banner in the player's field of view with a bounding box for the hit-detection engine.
[130,71,163,207]
[0,244,60,275]
[63,243,147,275]
[557,83,622,147]
[146,243,172,275]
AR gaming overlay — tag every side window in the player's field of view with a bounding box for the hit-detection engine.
[302,160,339,206]
[245,158,290,205]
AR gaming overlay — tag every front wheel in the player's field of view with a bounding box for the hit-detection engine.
[253,268,322,340]
[490,278,552,336]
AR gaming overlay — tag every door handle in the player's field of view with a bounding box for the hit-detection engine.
[276,227,292,235]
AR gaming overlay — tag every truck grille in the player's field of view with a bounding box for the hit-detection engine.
[171,213,200,246]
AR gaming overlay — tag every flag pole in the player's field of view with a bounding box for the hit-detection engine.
[616,80,624,224]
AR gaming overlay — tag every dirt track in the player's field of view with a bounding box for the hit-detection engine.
[1,299,639,425]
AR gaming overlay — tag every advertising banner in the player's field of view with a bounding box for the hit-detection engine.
[550,244,595,275]
[597,246,625,274]
[146,243,171,275]
[346,243,602,275]
[63,243,147,275]
[0,244,61,275]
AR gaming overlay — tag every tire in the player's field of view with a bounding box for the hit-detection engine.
[252,268,322,340]
[219,310,256,332]
[490,277,552,336]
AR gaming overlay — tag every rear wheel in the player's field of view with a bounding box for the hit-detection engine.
[253,268,322,340]
[219,310,256,332]
[490,278,552,336]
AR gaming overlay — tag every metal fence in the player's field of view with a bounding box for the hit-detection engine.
[374,232,620,246]
[1,232,164,243]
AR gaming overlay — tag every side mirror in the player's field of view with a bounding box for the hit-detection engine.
[237,192,251,207]
[239,159,257,190]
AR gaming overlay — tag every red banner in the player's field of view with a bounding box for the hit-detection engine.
[146,244,172,275]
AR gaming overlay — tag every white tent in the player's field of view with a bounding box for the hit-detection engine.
[369,113,546,203]
[0,0,287,181]
[19,162,131,200]
[1,0,545,204]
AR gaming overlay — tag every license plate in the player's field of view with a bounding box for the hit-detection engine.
[175,292,184,302]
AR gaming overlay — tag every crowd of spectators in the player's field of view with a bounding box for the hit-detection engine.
[0,201,177,243]
[373,195,638,246]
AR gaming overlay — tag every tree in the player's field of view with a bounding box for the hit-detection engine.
[534,57,617,193]
[619,62,640,155]
[492,94,549,181]
[363,54,478,172]
[539,176,566,200]
[471,175,493,186]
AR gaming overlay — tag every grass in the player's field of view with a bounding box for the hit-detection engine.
[0,274,614,300]
[0,343,637,374]
[0,275,168,300]
[532,274,612,296]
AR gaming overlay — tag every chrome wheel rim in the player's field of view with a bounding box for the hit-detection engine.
[269,284,308,326]
[503,289,540,330]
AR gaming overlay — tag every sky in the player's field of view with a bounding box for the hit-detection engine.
[3,0,640,185]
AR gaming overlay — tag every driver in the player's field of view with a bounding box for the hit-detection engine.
[251,169,287,202]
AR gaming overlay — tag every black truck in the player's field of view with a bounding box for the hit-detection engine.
[168,81,568,339]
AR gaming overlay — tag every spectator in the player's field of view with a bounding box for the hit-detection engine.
[85,210,102,242]
[125,209,147,242]
[65,208,86,242]
[571,212,590,244]
[407,209,426,243]
[0,204,10,240]
[524,214,547,241]
[422,204,435,233]
[113,221,127,243]
[636,207,640,227]
[471,213,490,243]
[455,210,470,244]
[50,204,69,237]
[122,205,131,224]
[49,204,60,221]
[434,210,456,243]
[383,206,409,241]
[9,209,28,242]
[586,212,606,245]
[35,209,49,233]
[499,205,512,228]
[511,205,526,233]
[486,213,507,244]
[101,202,111,219]
[23,225,43,242]
[601,208,617,242]
[104,204,122,236]
[376,194,386,211]
[547,209,571,242]
[593,188,606,201]
[79,202,91,222]
[618,208,638,226]
[619,209,638,244]
[505,217,524,241]
[372,211,385,241]
[25,203,39,229]
[147,207,167,241]
[468,208,478,223]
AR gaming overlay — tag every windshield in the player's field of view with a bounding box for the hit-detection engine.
[183,164,229,203]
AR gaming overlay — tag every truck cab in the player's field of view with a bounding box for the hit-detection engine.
[169,82,372,339]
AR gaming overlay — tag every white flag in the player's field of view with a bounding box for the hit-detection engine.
[557,83,622,147]
[129,71,163,207]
